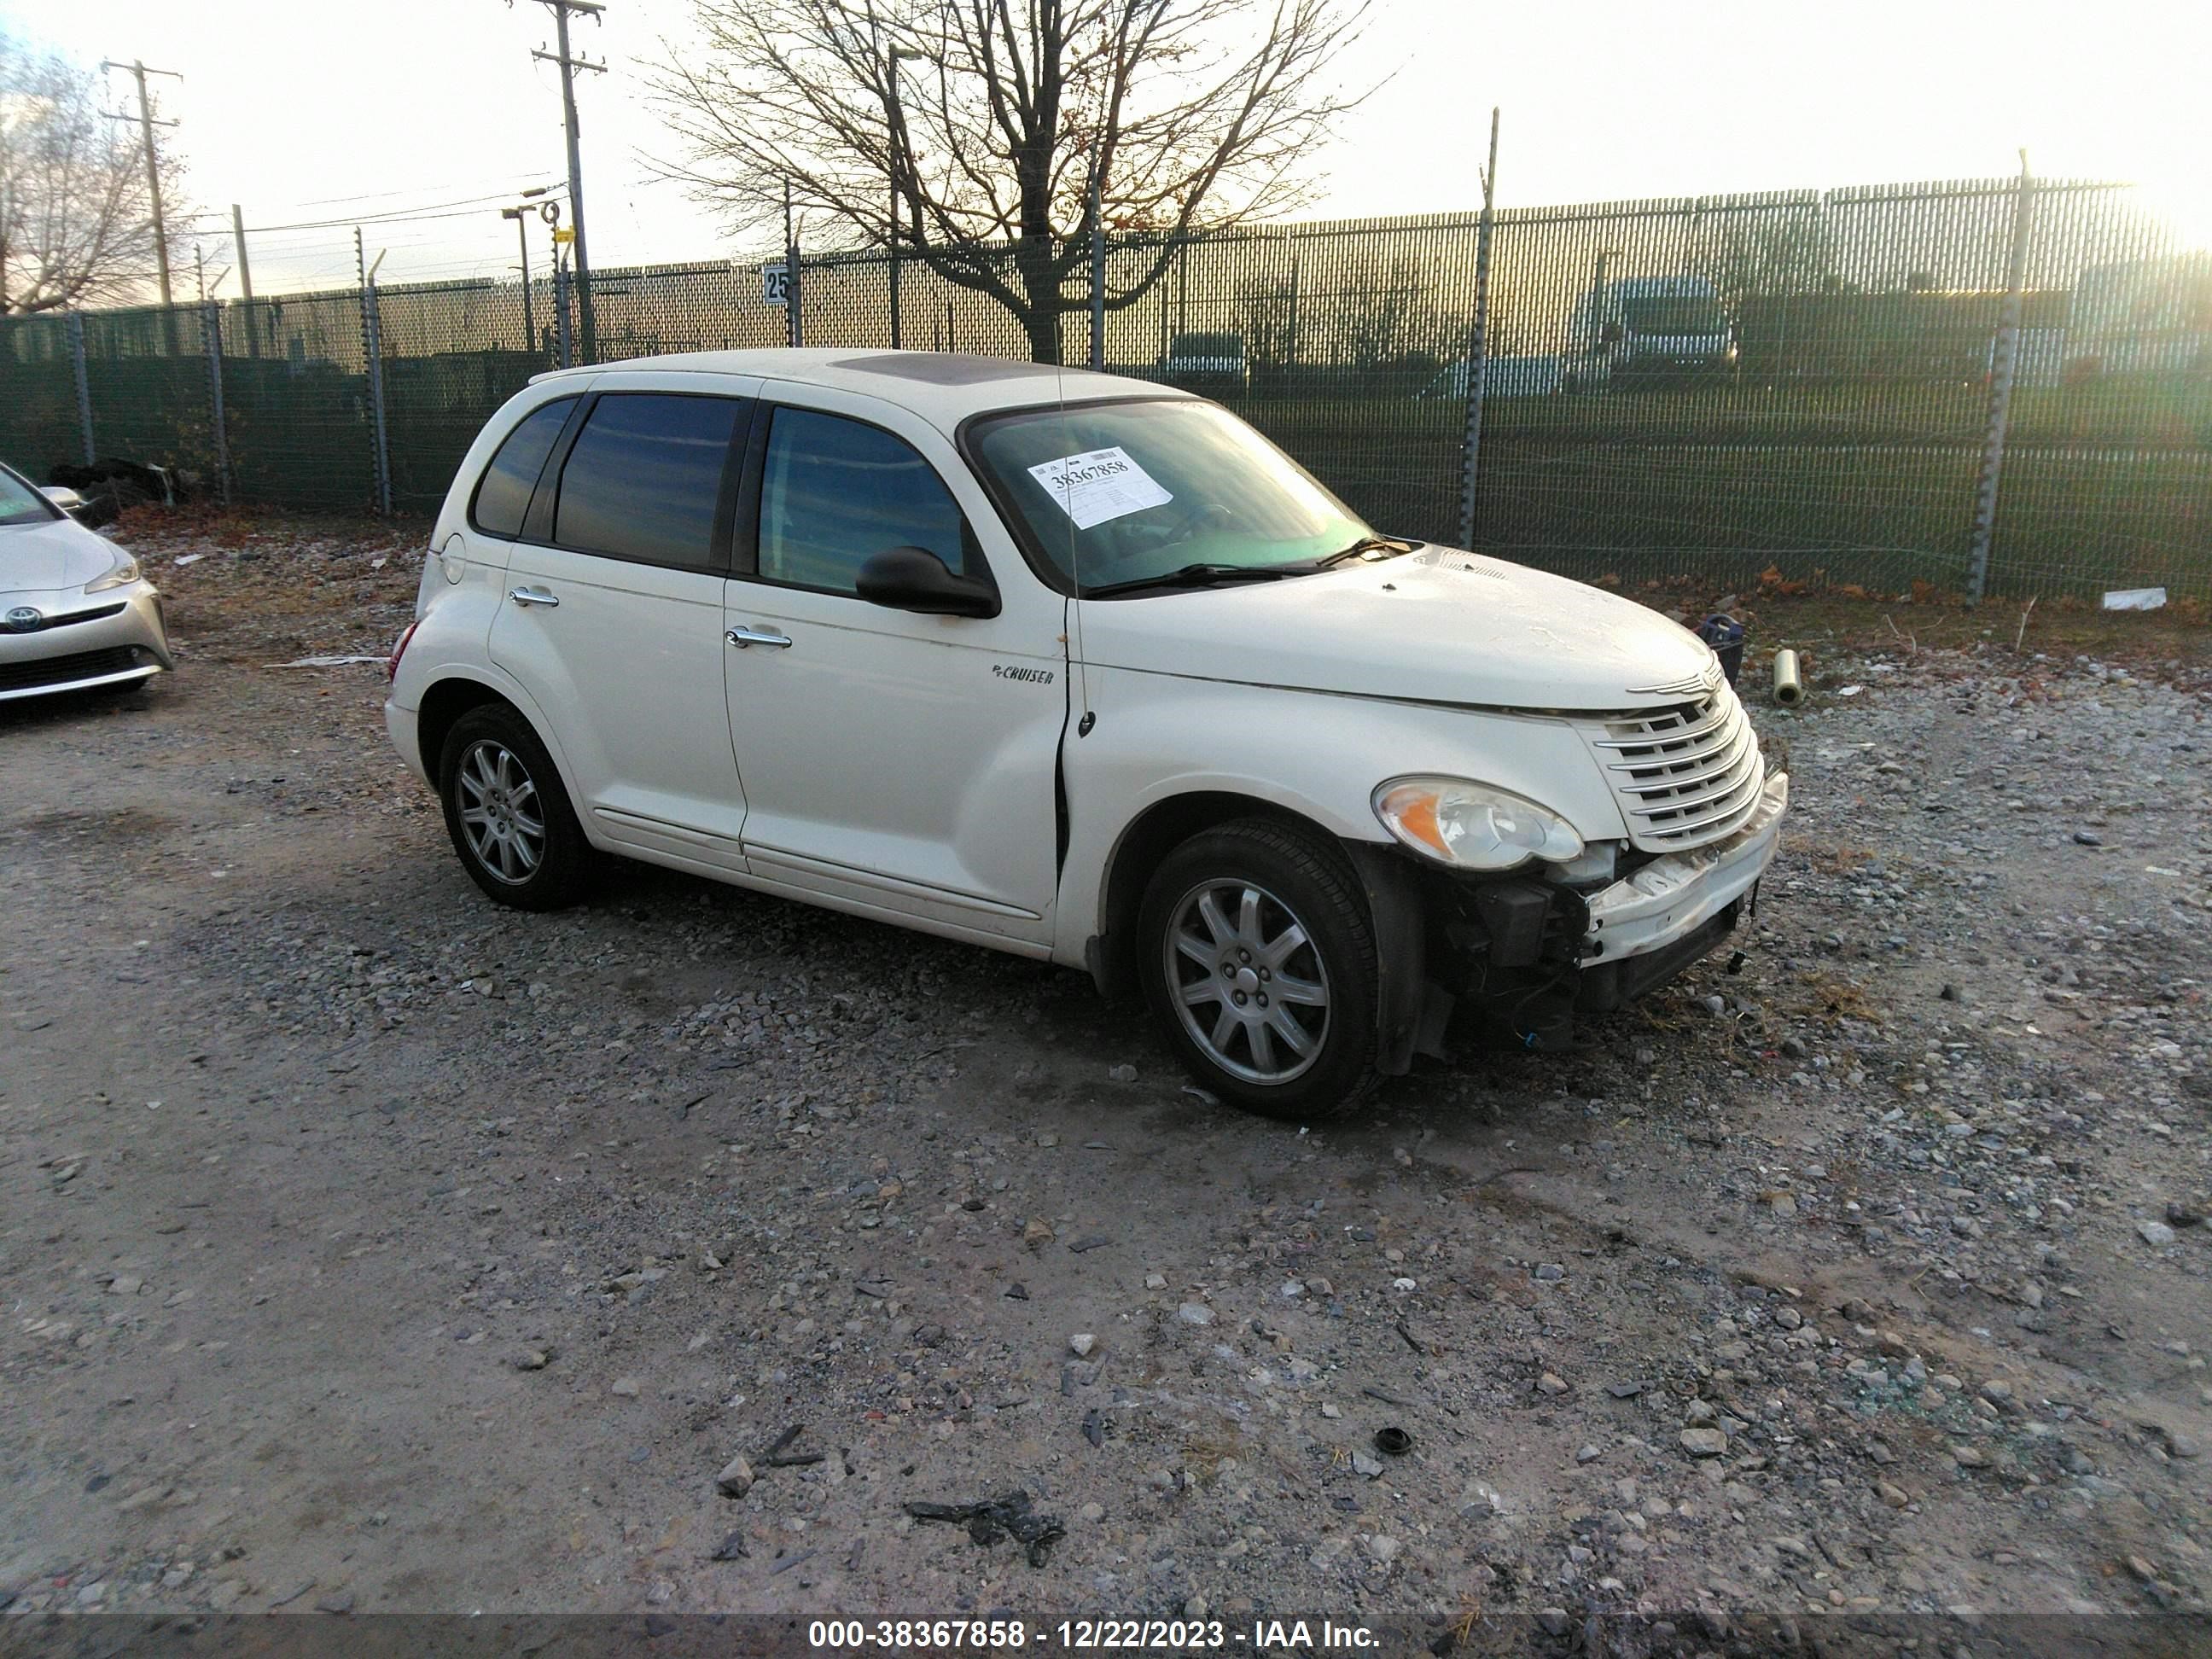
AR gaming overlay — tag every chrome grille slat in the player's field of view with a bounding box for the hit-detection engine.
[1581,679,1765,852]
[1627,751,1762,820]
[1592,702,1736,748]
[1621,732,1759,804]
[1608,721,1753,783]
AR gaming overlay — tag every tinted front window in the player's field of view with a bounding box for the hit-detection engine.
[554,394,746,570]
[756,408,967,594]
[469,398,574,537]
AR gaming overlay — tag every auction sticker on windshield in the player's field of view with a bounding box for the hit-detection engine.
[1026,446,1173,529]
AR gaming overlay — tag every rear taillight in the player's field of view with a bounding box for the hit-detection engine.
[387,619,422,683]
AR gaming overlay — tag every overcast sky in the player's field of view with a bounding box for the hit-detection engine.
[8,0,2206,296]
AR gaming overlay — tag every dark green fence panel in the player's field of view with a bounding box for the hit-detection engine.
[373,281,546,513]
[3,177,2203,597]
[76,306,217,485]
[222,291,377,512]
[0,314,79,480]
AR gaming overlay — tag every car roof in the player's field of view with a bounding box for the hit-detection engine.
[527,349,1192,431]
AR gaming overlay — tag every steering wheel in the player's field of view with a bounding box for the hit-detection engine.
[1093,499,1238,566]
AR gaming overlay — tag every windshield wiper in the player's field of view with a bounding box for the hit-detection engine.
[1084,562,1301,598]
[1310,534,1421,569]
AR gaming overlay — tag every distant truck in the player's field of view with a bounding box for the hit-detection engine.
[1156,331,1249,399]
[1565,276,1737,390]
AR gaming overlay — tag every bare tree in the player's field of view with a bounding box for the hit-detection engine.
[0,33,189,316]
[652,0,1371,363]
[1691,205,1841,306]
[1331,255,1443,369]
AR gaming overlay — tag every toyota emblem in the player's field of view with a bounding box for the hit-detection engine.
[4,606,41,632]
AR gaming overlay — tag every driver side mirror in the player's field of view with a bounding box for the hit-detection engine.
[855,544,999,619]
[42,486,87,515]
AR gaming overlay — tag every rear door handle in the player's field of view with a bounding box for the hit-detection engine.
[725,626,793,649]
[509,586,560,609]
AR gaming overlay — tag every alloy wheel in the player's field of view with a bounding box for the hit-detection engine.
[456,739,545,885]
[1163,878,1331,1085]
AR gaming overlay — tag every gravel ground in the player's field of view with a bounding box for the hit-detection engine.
[3,514,2209,1642]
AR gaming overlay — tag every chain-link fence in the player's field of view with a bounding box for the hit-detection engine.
[3,175,2205,600]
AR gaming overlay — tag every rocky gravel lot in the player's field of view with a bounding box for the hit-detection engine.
[2,514,2209,1645]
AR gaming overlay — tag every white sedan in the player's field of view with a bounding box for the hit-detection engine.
[0,462,172,702]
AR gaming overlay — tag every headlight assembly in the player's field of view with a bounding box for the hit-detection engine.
[84,551,142,594]
[1372,775,1584,870]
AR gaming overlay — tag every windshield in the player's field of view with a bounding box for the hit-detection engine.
[969,399,1371,594]
[1621,297,1726,337]
[0,466,60,528]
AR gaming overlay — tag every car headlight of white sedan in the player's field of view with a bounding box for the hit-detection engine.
[1372,775,1584,870]
[82,549,143,594]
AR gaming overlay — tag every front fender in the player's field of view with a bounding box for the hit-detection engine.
[1057,667,1629,960]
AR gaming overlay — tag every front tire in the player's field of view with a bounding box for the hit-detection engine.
[438,704,591,911]
[1138,818,1382,1121]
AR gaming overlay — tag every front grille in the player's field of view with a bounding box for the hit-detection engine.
[0,645,148,694]
[1587,679,1764,852]
[17,602,128,633]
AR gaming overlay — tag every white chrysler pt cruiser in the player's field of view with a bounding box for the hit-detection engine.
[386,350,1786,1119]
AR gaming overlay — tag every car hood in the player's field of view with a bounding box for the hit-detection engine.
[0,518,117,595]
[1074,546,1718,712]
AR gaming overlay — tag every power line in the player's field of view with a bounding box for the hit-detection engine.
[293,174,562,209]
[247,190,569,236]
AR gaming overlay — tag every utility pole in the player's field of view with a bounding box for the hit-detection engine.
[101,59,183,306]
[530,0,604,364]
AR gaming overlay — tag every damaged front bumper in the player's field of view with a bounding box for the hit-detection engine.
[1366,770,1789,1064]
[1578,769,1789,1010]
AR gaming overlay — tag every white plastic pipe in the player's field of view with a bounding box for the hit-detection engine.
[1773,649,1804,707]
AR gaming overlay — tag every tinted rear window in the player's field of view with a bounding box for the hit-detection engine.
[554,393,746,571]
[469,398,575,537]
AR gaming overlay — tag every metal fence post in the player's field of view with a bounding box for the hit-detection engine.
[202,302,232,506]
[1965,156,2036,604]
[67,311,96,465]
[1089,172,1105,371]
[1455,107,1501,550]
[554,259,573,370]
[359,278,393,515]
[788,246,804,349]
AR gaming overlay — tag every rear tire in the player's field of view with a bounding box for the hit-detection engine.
[1138,818,1382,1121]
[438,704,591,911]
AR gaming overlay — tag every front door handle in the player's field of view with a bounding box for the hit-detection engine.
[725,626,793,649]
[509,586,560,609]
